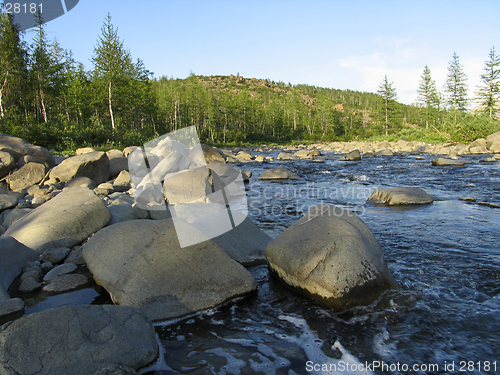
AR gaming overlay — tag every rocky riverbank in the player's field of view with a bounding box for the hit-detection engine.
[0,130,499,374]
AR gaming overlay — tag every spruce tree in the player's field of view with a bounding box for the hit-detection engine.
[417,65,439,128]
[0,11,27,119]
[475,46,500,119]
[377,75,397,135]
[91,13,134,129]
[444,52,468,112]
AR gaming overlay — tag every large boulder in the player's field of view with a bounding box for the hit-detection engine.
[49,151,110,184]
[201,144,225,163]
[277,152,297,161]
[107,149,128,177]
[82,218,257,321]
[6,162,48,191]
[0,305,158,375]
[266,204,397,311]
[260,166,297,180]
[0,236,39,294]
[431,158,472,166]
[0,151,16,179]
[488,142,500,153]
[486,131,500,148]
[0,133,55,168]
[4,187,111,253]
[163,167,213,204]
[368,187,434,205]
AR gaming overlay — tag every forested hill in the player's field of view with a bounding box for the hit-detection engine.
[154,74,423,143]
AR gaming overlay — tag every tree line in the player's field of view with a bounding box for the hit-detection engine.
[0,11,499,151]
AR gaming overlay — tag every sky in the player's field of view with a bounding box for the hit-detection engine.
[21,0,500,106]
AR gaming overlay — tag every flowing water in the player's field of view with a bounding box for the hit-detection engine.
[142,151,500,375]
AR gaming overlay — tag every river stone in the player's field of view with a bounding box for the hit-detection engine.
[4,187,111,253]
[260,166,297,180]
[486,131,500,148]
[41,247,71,264]
[469,145,489,154]
[487,142,500,153]
[0,194,18,211]
[42,274,90,294]
[18,276,42,293]
[0,133,55,167]
[0,304,158,375]
[1,208,32,229]
[123,146,139,158]
[368,187,434,205]
[6,162,48,191]
[113,170,131,192]
[266,204,397,311]
[107,149,128,177]
[75,147,96,155]
[49,151,110,184]
[0,151,16,179]
[43,263,77,282]
[65,176,97,189]
[374,149,394,157]
[82,218,257,321]
[0,236,39,293]
[0,298,24,323]
[277,152,297,161]
[201,144,226,163]
[337,149,361,161]
[163,167,213,204]
[431,158,472,166]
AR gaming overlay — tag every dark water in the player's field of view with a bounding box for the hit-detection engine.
[141,151,500,375]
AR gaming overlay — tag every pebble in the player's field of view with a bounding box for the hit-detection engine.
[18,276,42,293]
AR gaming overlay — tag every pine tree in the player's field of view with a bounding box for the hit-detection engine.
[91,13,134,129]
[0,11,27,118]
[417,65,439,128]
[377,75,397,135]
[445,52,468,112]
[475,46,500,119]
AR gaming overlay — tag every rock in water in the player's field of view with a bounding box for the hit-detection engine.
[4,187,111,253]
[82,218,257,321]
[0,305,158,375]
[431,158,472,166]
[368,187,434,205]
[260,166,297,180]
[266,204,397,311]
[337,149,362,161]
[49,151,110,184]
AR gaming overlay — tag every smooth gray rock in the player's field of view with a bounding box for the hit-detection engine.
[1,208,31,229]
[64,247,85,265]
[113,170,131,192]
[6,162,47,191]
[201,144,225,163]
[0,194,18,211]
[0,133,55,167]
[107,149,129,177]
[4,187,111,253]
[18,276,42,293]
[337,149,362,161]
[431,158,472,166]
[41,247,71,264]
[0,298,24,323]
[108,203,148,225]
[49,151,110,184]
[0,236,39,293]
[266,204,397,311]
[277,152,297,161]
[43,263,77,282]
[260,166,297,180]
[82,219,257,321]
[368,187,434,205]
[0,151,16,179]
[374,149,394,157]
[163,167,213,204]
[42,274,90,294]
[65,176,97,189]
[0,305,158,375]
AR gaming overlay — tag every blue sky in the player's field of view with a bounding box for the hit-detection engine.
[23,0,500,105]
